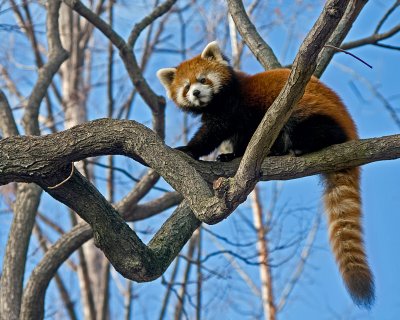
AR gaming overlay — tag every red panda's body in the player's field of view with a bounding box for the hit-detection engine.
[157,42,374,307]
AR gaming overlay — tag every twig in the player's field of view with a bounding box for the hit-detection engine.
[324,44,372,68]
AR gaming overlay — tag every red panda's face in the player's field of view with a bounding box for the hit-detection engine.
[172,64,225,109]
[157,41,231,112]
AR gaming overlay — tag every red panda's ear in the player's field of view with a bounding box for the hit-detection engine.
[157,68,177,95]
[201,41,228,65]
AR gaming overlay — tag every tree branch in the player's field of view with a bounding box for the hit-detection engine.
[226,0,281,70]
[341,22,400,51]
[22,0,68,136]
[0,118,213,215]
[0,2,66,319]
[20,198,200,320]
[1,123,397,319]
[1,118,399,194]
[0,89,19,137]
[61,0,173,138]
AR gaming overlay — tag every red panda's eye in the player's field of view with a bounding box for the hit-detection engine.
[199,78,206,84]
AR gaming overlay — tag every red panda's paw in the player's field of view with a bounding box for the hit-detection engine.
[216,153,236,162]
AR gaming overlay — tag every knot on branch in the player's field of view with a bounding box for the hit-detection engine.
[92,229,104,249]
[213,177,231,198]
[190,177,244,225]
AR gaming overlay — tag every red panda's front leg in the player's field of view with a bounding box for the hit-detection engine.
[176,120,234,160]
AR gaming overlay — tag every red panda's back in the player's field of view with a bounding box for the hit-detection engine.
[238,68,358,140]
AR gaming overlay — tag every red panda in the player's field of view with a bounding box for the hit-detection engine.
[157,41,374,307]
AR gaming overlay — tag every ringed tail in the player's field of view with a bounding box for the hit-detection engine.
[323,168,375,308]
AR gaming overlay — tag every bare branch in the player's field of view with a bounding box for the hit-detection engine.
[0,89,19,136]
[277,212,321,312]
[324,44,372,69]
[374,0,400,34]
[226,0,281,70]
[61,0,171,137]
[127,0,177,49]
[22,0,68,136]
[341,23,400,51]
[251,187,276,320]
[33,224,78,320]
[1,2,67,317]
[20,223,93,320]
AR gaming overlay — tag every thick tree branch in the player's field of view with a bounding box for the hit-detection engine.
[1,118,399,190]
[0,119,213,215]
[1,119,397,319]
[20,196,199,320]
[20,188,182,320]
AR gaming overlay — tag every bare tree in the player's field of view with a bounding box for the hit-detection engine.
[0,0,399,319]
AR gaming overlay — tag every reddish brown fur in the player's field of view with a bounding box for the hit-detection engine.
[164,52,374,306]
[237,69,358,139]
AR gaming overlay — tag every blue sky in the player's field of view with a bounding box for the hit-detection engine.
[1,1,399,319]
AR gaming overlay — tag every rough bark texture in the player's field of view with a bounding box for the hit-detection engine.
[1,1,399,319]
[1,119,399,188]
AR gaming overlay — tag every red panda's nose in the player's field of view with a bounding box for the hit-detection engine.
[193,89,200,97]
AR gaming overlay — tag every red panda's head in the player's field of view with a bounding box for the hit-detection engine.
[157,41,232,112]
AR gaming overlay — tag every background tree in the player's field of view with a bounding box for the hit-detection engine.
[0,0,399,319]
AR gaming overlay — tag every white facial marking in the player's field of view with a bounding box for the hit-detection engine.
[176,84,188,107]
[187,83,212,107]
[207,72,222,93]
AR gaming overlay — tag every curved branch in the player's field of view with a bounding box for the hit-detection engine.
[0,118,398,182]
[3,118,398,320]
[20,190,183,320]
[0,119,213,214]
[20,223,93,320]
[1,118,399,206]
[20,198,199,320]
[127,0,177,49]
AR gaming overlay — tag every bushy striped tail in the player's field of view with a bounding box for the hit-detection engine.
[323,168,374,308]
